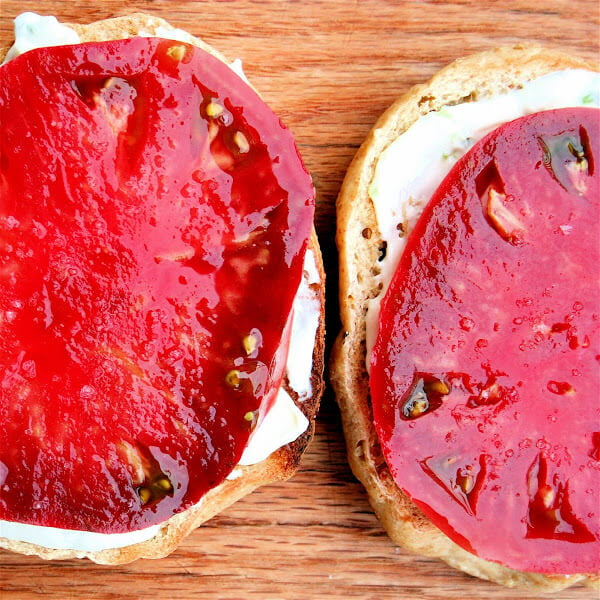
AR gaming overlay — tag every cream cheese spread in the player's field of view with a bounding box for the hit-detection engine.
[2,13,79,64]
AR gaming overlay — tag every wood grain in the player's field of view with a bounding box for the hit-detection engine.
[0,1,598,598]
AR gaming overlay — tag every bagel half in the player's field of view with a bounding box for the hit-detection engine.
[331,45,598,591]
[0,13,325,564]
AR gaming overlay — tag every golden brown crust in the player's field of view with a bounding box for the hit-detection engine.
[330,44,598,591]
[0,13,324,564]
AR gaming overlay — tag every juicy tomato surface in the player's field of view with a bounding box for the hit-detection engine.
[371,108,599,574]
[0,38,313,533]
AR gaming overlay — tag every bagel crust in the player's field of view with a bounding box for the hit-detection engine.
[0,13,325,564]
[330,44,599,591]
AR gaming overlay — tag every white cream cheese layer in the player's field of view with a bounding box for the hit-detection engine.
[1,13,79,64]
[285,248,321,401]
[0,519,162,553]
[365,69,600,364]
[0,14,320,552]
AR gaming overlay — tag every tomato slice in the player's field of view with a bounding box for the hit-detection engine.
[0,38,314,533]
[371,108,599,574]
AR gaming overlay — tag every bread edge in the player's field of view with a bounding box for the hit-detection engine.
[330,43,599,591]
[0,13,325,564]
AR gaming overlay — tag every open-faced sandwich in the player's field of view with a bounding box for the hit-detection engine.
[0,12,325,564]
[331,45,599,590]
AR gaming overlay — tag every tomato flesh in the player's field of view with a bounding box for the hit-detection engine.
[371,108,599,573]
[0,39,313,533]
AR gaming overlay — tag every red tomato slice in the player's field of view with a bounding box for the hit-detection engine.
[0,38,314,533]
[371,108,599,574]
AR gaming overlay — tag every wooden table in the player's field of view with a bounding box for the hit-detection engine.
[1,1,598,598]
